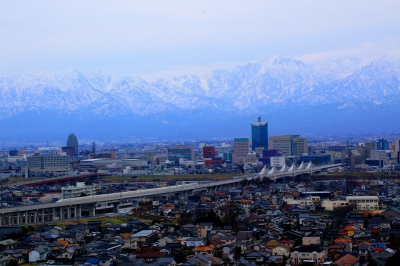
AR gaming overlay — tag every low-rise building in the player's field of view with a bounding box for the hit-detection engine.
[321,199,349,211]
[346,196,379,210]
[26,152,71,176]
[61,182,96,199]
[291,245,325,266]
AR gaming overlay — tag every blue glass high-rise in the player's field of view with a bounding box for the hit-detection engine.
[251,116,268,151]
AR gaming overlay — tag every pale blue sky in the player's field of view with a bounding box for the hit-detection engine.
[1,0,399,78]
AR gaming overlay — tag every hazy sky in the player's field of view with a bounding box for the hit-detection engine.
[1,1,399,77]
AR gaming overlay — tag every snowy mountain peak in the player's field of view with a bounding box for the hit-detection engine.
[0,57,399,118]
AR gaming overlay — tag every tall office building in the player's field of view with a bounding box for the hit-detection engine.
[376,139,389,150]
[395,139,400,161]
[166,145,194,164]
[348,149,363,168]
[233,138,254,164]
[91,142,96,154]
[269,135,308,157]
[67,133,79,156]
[251,116,268,151]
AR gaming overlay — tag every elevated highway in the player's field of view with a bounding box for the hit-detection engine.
[5,173,98,187]
[0,175,255,226]
[0,162,342,225]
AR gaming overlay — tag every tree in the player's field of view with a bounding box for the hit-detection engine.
[363,218,369,229]
[234,246,242,260]
[221,203,245,231]
[19,225,36,237]
[9,260,18,266]
[174,250,188,263]
[386,251,400,266]
[332,205,354,228]
[206,210,224,227]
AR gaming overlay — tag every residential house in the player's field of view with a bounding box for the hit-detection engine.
[356,242,370,258]
[55,247,77,264]
[236,231,253,250]
[180,237,204,247]
[136,251,167,263]
[156,257,177,266]
[302,236,321,245]
[0,239,17,251]
[211,233,236,246]
[89,243,122,256]
[271,244,291,257]
[28,246,52,262]
[131,230,158,248]
[0,255,8,266]
[244,251,269,265]
[195,245,214,256]
[159,235,178,247]
[0,227,20,240]
[197,223,213,238]
[240,199,253,216]
[0,250,25,265]
[332,253,360,266]
[291,245,325,266]
[265,239,280,249]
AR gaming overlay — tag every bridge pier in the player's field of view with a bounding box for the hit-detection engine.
[113,202,120,213]
[88,204,96,217]
[59,207,63,220]
[76,206,81,219]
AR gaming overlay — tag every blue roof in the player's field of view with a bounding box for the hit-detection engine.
[371,242,385,248]
[87,258,100,264]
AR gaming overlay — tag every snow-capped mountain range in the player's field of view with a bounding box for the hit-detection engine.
[0,57,399,141]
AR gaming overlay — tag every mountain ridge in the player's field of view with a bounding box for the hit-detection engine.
[0,57,399,141]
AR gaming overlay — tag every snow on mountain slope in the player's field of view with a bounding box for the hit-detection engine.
[0,57,399,119]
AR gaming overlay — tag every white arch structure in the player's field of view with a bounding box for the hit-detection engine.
[258,162,343,181]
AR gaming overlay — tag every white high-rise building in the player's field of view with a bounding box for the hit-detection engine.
[370,150,388,161]
[269,135,308,156]
[270,156,286,167]
[26,153,71,175]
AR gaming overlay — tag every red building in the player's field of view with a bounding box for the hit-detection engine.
[205,159,223,165]
[203,146,217,158]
